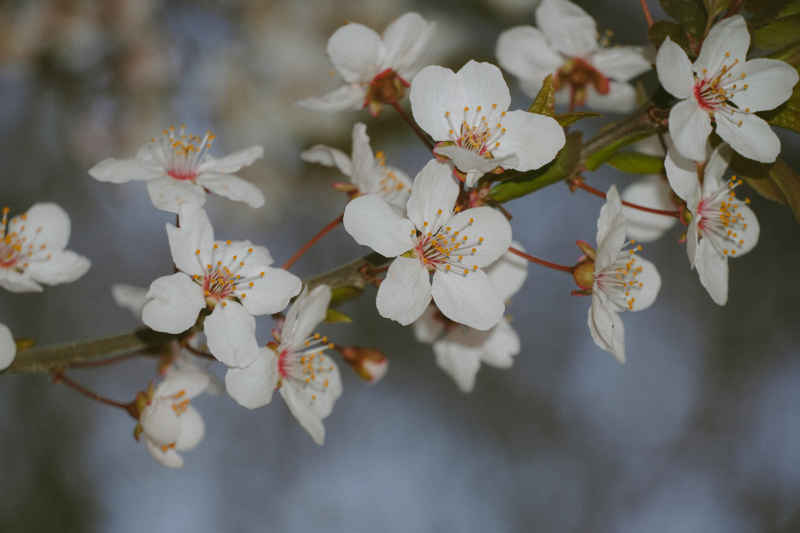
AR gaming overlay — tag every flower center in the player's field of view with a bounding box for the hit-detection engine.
[443,104,507,158]
[555,57,610,108]
[411,209,485,276]
[190,241,265,306]
[0,207,48,272]
[372,151,408,198]
[277,333,336,402]
[155,125,216,182]
[692,53,750,123]
[594,241,646,311]
[696,177,750,257]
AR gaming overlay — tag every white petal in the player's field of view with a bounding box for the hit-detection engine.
[457,60,511,114]
[111,284,148,318]
[494,110,565,171]
[382,12,435,77]
[448,206,512,268]
[405,159,459,231]
[0,270,42,293]
[301,144,353,177]
[204,302,259,368]
[686,217,699,266]
[145,439,184,469]
[280,383,326,445]
[655,37,694,99]
[297,85,366,112]
[694,15,750,77]
[628,256,661,311]
[668,99,713,162]
[481,319,520,368]
[702,143,732,197]
[433,144,510,180]
[343,194,415,257]
[621,176,678,242]
[146,177,206,214]
[350,122,375,190]
[197,146,263,174]
[588,293,626,363]
[13,203,71,253]
[486,242,528,301]
[410,65,466,140]
[413,305,445,344]
[584,82,637,113]
[496,26,563,85]
[536,0,598,57]
[288,353,342,419]
[26,250,90,286]
[0,323,16,371]
[239,267,302,316]
[377,165,413,208]
[591,46,650,81]
[715,112,780,163]
[695,237,728,305]
[141,400,180,447]
[432,269,504,331]
[664,144,701,203]
[376,256,432,326]
[175,405,205,452]
[225,348,278,409]
[166,205,214,278]
[327,23,383,83]
[433,332,483,393]
[89,156,162,183]
[195,173,264,208]
[142,273,205,334]
[730,59,799,112]
[282,285,332,349]
[596,185,624,246]
[731,203,759,256]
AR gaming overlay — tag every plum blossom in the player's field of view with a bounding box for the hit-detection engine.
[89,125,265,213]
[585,186,662,363]
[301,122,411,208]
[225,285,342,445]
[298,12,435,116]
[344,159,512,330]
[496,0,651,112]
[0,322,15,371]
[0,203,90,293]
[410,60,565,187]
[135,370,210,469]
[656,15,799,162]
[414,244,527,392]
[141,205,302,368]
[665,143,759,305]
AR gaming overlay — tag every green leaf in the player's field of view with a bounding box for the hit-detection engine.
[779,0,800,17]
[648,21,690,52]
[753,13,800,50]
[660,0,708,37]
[734,156,800,222]
[330,286,361,307]
[703,0,731,20]
[584,130,657,171]
[528,74,555,117]
[769,42,800,67]
[605,152,666,174]
[763,80,800,134]
[554,111,601,128]
[489,132,582,203]
[325,309,352,324]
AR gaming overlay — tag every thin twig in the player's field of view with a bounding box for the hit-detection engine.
[52,371,136,416]
[575,181,681,218]
[508,246,574,273]
[639,0,654,28]
[282,213,344,270]
[391,101,434,150]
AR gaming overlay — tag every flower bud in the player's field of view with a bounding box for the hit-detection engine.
[364,68,409,116]
[572,240,596,291]
[336,346,388,384]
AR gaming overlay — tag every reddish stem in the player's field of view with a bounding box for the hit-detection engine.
[639,0,654,28]
[52,371,136,416]
[183,342,215,360]
[282,213,344,270]
[508,246,573,273]
[391,101,434,151]
[575,181,681,218]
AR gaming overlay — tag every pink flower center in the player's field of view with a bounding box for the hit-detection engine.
[411,210,485,275]
[555,57,610,110]
[443,104,507,158]
[189,242,265,305]
[594,242,646,311]
[692,55,750,122]
[154,125,216,182]
[0,207,48,271]
[274,334,336,402]
[695,178,751,257]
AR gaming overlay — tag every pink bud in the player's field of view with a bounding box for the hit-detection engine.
[336,346,389,384]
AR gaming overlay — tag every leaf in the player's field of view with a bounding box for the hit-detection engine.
[752,14,800,50]
[734,156,800,222]
[325,309,352,323]
[779,0,800,17]
[555,111,601,128]
[584,130,657,171]
[489,132,582,203]
[703,0,731,20]
[605,152,666,174]
[769,42,800,67]
[763,80,800,134]
[744,176,786,203]
[660,0,708,37]
[330,286,362,307]
[648,21,690,52]
[528,74,555,117]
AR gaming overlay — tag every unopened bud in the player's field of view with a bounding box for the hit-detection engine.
[572,241,596,291]
[336,346,388,384]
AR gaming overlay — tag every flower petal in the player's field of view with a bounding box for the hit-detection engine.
[686,217,699,266]
[410,65,466,140]
[622,176,679,242]
[26,250,90,286]
[204,301,259,368]
[496,26,563,90]
[664,143,701,204]
[433,332,483,393]
[280,383,326,445]
[166,205,214,278]
[146,177,206,214]
[145,439,184,469]
[282,285,332,349]
[447,206,513,268]
[297,85,366,112]
[591,46,650,81]
[457,60,511,114]
[413,305,445,344]
[481,319,520,368]
[343,194,415,257]
[142,273,205,334]
[493,110,565,171]
[111,284,148,319]
[694,15,750,77]
[588,293,626,363]
[432,269,504,331]
[668,99,712,162]
[195,173,265,208]
[197,146,263,174]
[433,144,510,183]
[376,256,432,326]
[702,143,732,197]
[0,323,16,371]
[12,203,71,253]
[729,59,799,112]
[715,112,780,163]
[731,203,759,256]
[486,242,528,301]
[0,270,42,293]
[225,348,278,409]
[89,156,162,183]
[694,237,728,305]
[239,267,302,316]
[381,12,435,77]
[536,0,598,57]
[300,144,353,177]
[655,37,694,99]
[141,400,180,447]
[584,82,637,113]
[628,256,661,311]
[405,159,459,232]
[596,184,624,246]
[175,405,205,451]
[327,23,383,83]
[350,122,375,190]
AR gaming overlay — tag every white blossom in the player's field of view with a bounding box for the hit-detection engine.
[344,159,512,330]
[410,60,565,187]
[298,12,435,115]
[588,186,662,363]
[225,285,342,446]
[0,203,90,293]
[301,122,411,208]
[89,125,265,213]
[141,205,302,368]
[665,143,759,305]
[656,15,799,162]
[496,0,651,112]
[0,322,15,371]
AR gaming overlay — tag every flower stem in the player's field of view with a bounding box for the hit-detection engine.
[575,180,681,218]
[52,371,136,416]
[68,352,143,369]
[391,101,434,151]
[182,342,215,360]
[508,246,573,273]
[282,213,344,270]
[639,0,654,28]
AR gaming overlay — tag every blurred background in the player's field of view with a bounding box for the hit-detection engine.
[1,0,799,531]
